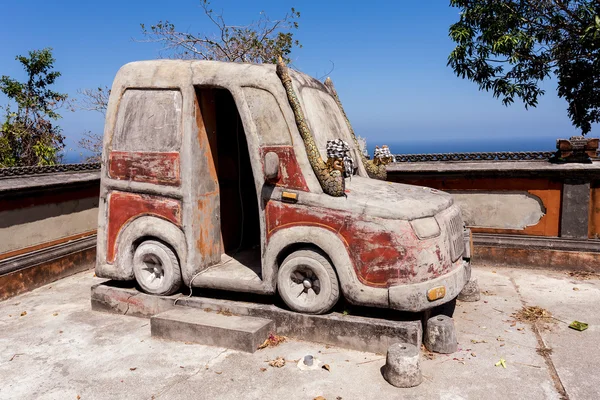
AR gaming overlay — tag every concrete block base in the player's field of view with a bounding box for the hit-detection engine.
[382,343,422,388]
[91,281,422,353]
[458,278,480,302]
[424,315,457,354]
[151,308,274,353]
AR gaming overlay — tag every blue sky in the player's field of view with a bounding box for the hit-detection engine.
[0,0,588,160]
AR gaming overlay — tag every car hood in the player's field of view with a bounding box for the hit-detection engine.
[313,176,455,220]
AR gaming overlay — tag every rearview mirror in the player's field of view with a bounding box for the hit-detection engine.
[264,151,280,183]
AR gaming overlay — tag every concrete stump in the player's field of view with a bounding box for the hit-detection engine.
[424,315,457,354]
[458,278,480,302]
[382,343,422,388]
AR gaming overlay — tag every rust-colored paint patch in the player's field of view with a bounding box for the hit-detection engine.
[109,151,181,186]
[196,195,223,258]
[265,201,435,287]
[388,177,561,237]
[589,184,600,239]
[0,230,96,261]
[194,90,223,260]
[261,146,309,191]
[107,191,182,263]
[0,247,95,301]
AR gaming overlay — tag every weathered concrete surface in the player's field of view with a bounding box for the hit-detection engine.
[0,246,95,301]
[91,281,423,354]
[0,197,98,253]
[507,268,600,400]
[382,343,422,388]
[151,308,274,353]
[561,181,591,239]
[452,191,545,230]
[0,170,99,192]
[423,315,458,354]
[1,267,599,399]
[98,60,467,315]
[458,277,481,302]
[387,159,600,173]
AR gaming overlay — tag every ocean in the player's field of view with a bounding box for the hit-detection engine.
[366,137,557,156]
[60,136,559,164]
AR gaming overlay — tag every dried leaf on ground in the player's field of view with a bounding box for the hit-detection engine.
[257,333,287,349]
[217,309,233,316]
[268,356,286,368]
[20,311,27,317]
[470,339,487,344]
[129,367,137,371]
[260,367,267,372]
[566,271,598,280]
[322,364,331,372]
[537,347,554,356]
[314,397,326,400]
[421,344,436,360]
[52,313,58,316]
[513,306,553,323]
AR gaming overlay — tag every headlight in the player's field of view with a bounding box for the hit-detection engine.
[410,217,440,239]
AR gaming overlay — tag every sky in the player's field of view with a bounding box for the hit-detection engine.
[0,0,592,161]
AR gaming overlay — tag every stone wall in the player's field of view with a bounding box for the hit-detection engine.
[387,159,600,270]
[0,166,100,300]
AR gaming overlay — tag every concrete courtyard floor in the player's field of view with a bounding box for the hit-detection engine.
[1,266,598,400]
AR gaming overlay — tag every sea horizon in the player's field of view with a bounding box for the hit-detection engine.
[365,136,558,156]
[59,136,561,164]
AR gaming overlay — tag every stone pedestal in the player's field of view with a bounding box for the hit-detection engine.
[424,315,457,354]
[382,343,422,388]
[458,278,480,302]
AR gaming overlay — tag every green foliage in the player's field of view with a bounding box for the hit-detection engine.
[0,48,67,167]
[448,0,600,134]
[139,1,302,64]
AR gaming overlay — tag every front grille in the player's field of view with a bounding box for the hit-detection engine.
[438,206,465,262]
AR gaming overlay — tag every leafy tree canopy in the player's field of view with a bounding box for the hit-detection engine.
[448,0,600,134]
[0,48,67,166]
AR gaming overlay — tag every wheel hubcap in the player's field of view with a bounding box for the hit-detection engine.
[290,267,321,305]
[140,254,164,289]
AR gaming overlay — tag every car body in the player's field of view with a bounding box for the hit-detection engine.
[96,60,471,314]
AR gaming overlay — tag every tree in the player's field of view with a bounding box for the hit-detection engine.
[72,86,109,162]
[0,48,67,167]
[448,0,600,134]
[139,0,301,64]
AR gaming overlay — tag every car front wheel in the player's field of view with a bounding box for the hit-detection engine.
[277,249,340,314]
[132,240,182,296]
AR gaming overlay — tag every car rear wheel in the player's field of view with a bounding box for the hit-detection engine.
[277,249,340,314]
[133,240,182,295]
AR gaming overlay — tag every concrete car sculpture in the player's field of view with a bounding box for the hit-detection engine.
[96,58,471,314]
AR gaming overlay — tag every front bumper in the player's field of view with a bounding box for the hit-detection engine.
[388,259,471,312]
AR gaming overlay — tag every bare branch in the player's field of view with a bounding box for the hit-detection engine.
[137,1,301,64]
[70,86,110,115]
